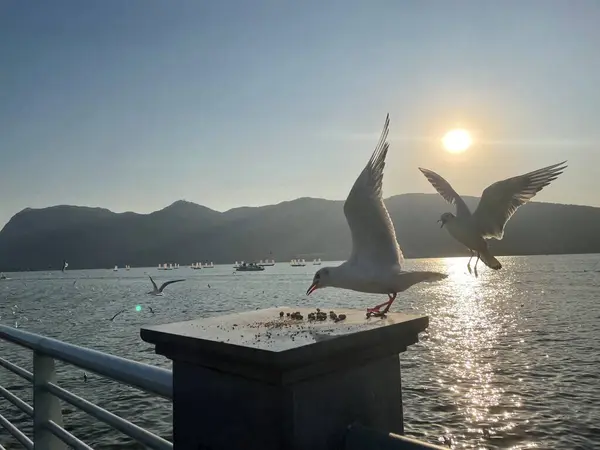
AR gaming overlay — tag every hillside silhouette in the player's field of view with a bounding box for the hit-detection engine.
[0,194,598,271]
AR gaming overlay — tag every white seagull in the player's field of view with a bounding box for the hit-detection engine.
[147,275,185,296]
[306,114,448,317]
[62,260,68,272]
[419,161,567,276]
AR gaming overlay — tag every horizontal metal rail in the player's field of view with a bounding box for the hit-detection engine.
[0,324,172,399]
[0,384,33,416]
[45,420,94,450]
[0,325,173,449]
[45,381,173,450]
[0,412,33,450]
[0,355,33,382]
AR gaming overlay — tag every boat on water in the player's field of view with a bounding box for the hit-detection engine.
[290,259,306,267]
[235,262,265,272]
[0,273,7,280]
[202,262,215,269]
[258,259,275,267]
[125,265,131,271]
[313,258,322,266]
[113,265,118,271]
[191,263,202,270]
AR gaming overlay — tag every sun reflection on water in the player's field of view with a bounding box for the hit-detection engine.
[423,257,523,448]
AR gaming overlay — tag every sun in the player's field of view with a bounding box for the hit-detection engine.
[442,129,472,153]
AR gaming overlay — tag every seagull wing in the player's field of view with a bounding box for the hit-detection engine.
[159,279,185,292]
[344,114,403,268]
[473,161,567,239]
[418,168,471,217]
[148,275,158,291]
[110,309,125,321]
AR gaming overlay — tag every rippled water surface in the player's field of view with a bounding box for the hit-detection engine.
[1,254,600,449]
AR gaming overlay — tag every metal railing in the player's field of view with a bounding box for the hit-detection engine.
[0,325,173,450]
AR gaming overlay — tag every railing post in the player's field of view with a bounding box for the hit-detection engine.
[141,307,429,450]
[33,352,66,450]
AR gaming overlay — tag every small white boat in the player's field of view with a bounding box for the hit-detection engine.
[258,259,275,267]
[203,262,215,269]
[125,265,131,271]
[313,258,322,266]
[236,262,265,272]
[290,259,306,267]
[113,265,118,271]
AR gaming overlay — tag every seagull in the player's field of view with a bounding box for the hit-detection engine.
[110,309,125,321]
[306,114,448,317]
[419,161,567,276]
[62,260,68,273]
[148,306,155,314]
[147,275,185,296]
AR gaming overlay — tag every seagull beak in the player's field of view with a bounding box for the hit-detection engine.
[306,281,319,296]
[437,219,444,228]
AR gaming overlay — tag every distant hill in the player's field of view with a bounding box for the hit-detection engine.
[0,194,599,271]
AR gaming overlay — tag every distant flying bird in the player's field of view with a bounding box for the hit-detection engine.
[147,275,185,296]
[62,260,68,272]
[148,306,155,314]
[419,161,567,276]
[306,114,447,317]
[110,310,125,321]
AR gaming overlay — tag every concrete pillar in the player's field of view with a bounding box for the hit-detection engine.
[141,307,429,450]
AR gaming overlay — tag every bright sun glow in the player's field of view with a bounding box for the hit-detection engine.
[442,129,472,153]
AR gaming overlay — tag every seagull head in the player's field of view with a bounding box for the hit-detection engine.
[437,212,455,228]
[306,268,331,295]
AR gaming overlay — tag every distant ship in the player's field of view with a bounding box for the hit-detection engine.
[290,259,306,267]
[235,262,265,272]
[258,259,275,267]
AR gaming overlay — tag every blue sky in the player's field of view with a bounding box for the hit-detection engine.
[1,0,599,227]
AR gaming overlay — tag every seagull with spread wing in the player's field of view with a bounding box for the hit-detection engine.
[419,161,567,276]
[306,114,448,317]
[147,275,185,296]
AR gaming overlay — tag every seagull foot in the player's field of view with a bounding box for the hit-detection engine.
[366,300,393,319]
[474,267,478,278]
[467,264,472,274]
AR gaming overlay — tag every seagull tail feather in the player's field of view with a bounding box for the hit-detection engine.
[418,271,449,282]
[404,271,449,288]
[480,250,502,270]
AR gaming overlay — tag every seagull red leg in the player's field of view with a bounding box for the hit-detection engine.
[366,293,397,317]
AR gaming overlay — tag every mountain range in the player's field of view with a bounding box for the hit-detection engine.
[0,194,598,271]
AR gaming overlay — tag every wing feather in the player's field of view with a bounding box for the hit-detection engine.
[418,167,471,217]
[159,279,185,292]
[148,275,158,291]
[343,114,403,268]
[473,161,567,239]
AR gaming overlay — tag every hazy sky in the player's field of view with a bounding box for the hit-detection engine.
[2,0,599,227]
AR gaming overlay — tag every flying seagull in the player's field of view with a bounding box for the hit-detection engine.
[147,275,185,296]
[419,161,567,276]
[62,260,68,272]
[306,114,447,317]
